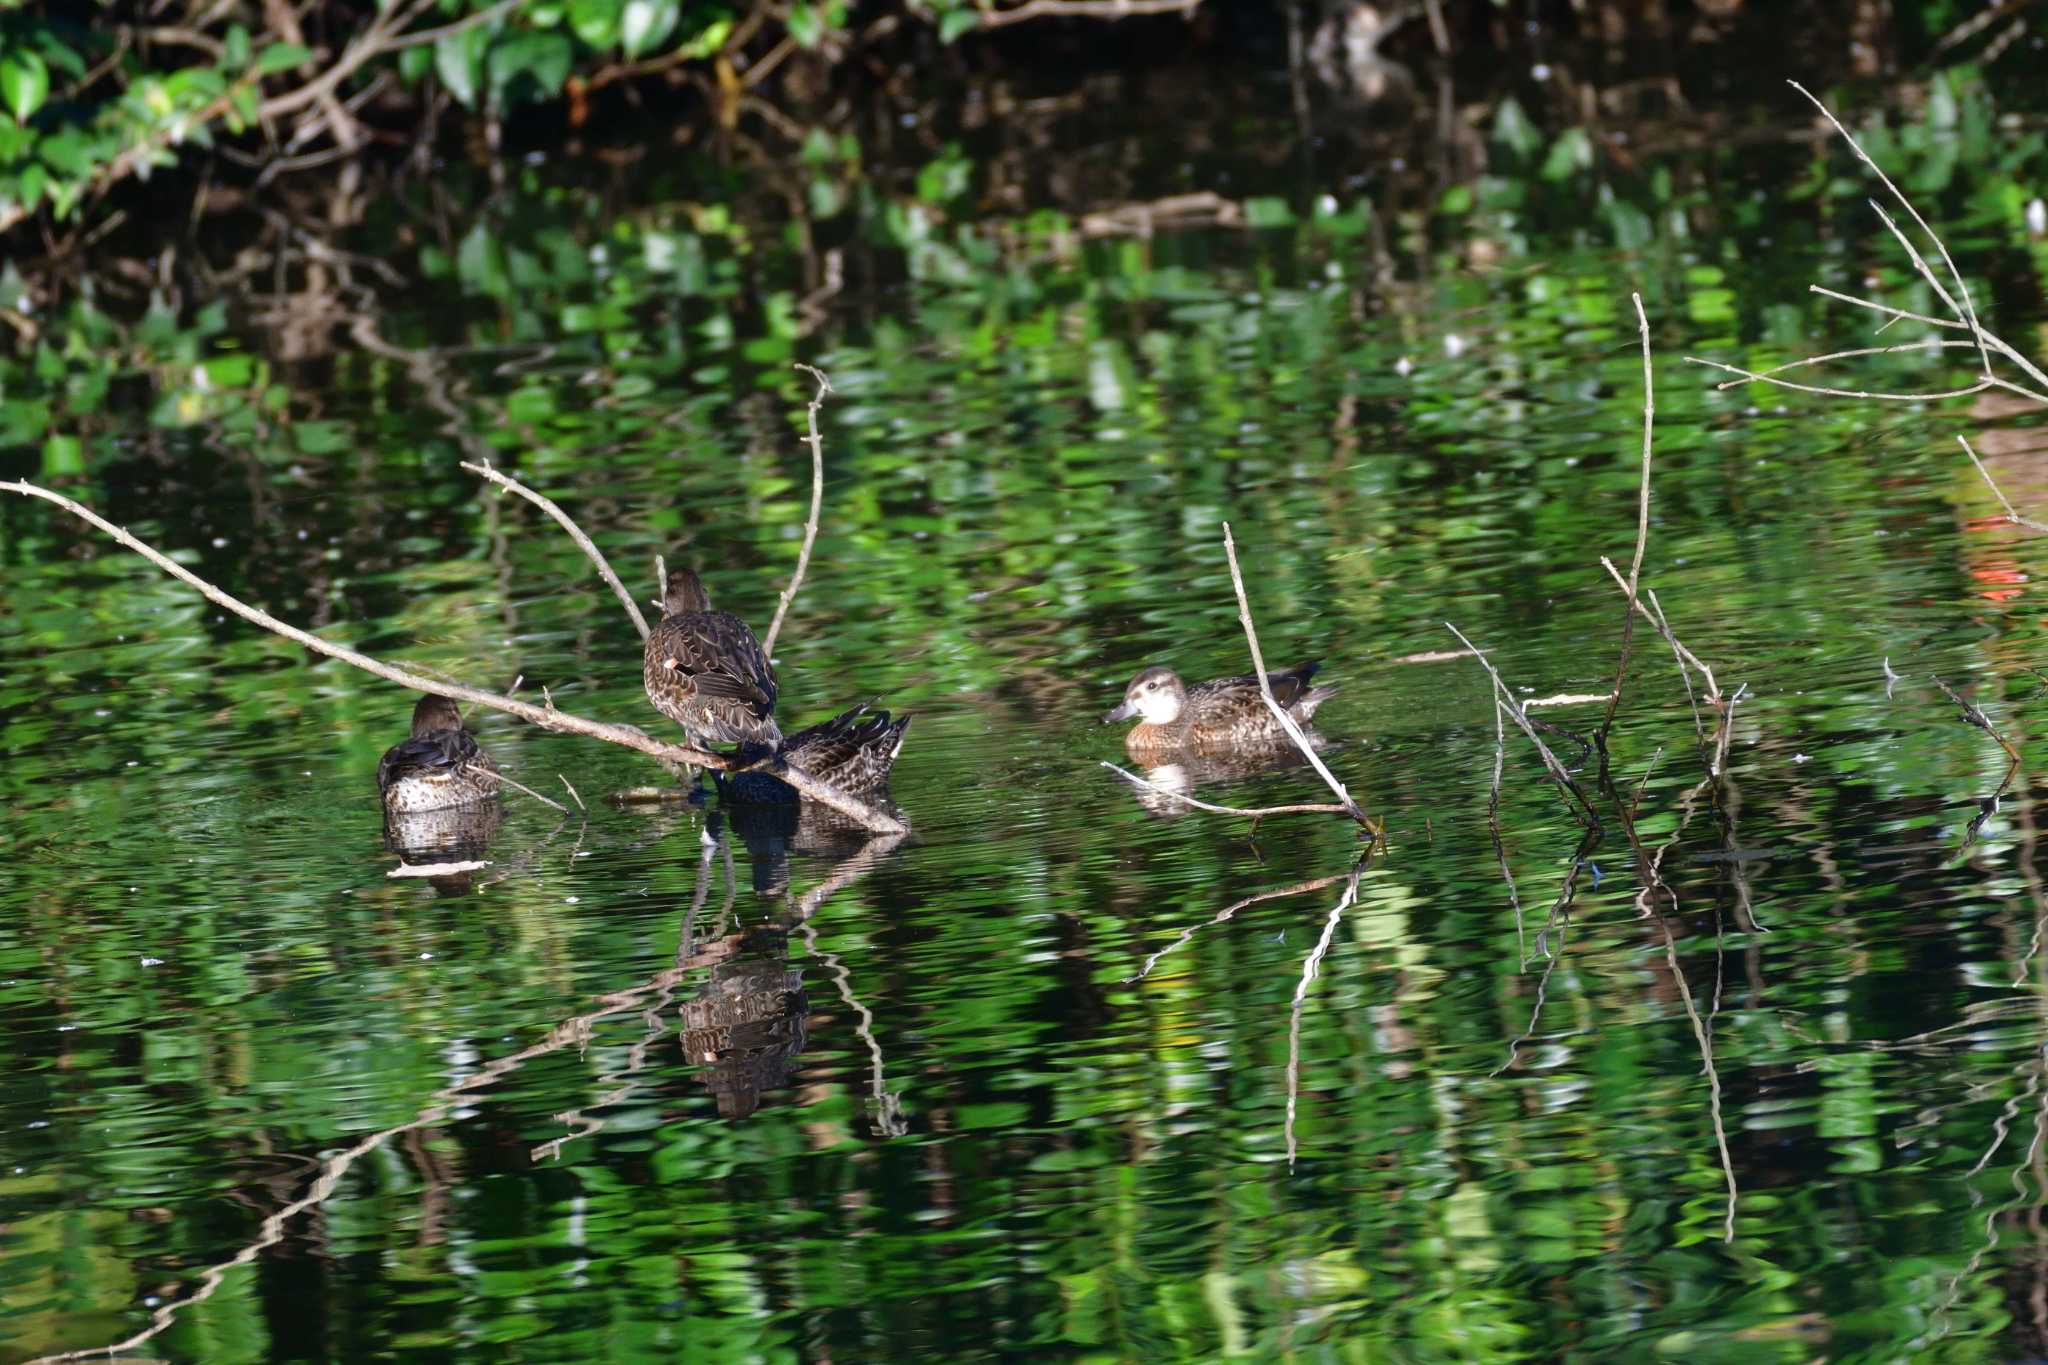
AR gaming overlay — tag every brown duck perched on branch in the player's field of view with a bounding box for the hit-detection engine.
[1104,662,1335,753]
[721,704,911,804]
[643,567,781,755]
[377,694,500,813]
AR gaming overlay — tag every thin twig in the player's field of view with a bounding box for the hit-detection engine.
[1220,522,1362,822]
[1597,292,1654,747]
[1596,561,1720,701]
[762,364,831,658]
[1789,80,1998,385]
[1444,622,1599,828]
[1100,762,1352,819]
[461,460,650,640]
[1959,435,2048,533]
[0,481,906,834]
[1935,675,2022,763]
[558,775,585,812]
[473,765,568,813]
[1488,700,1526,964]
[1684,356,1993,403]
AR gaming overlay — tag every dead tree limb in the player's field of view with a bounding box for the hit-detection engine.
[0,479,907,835]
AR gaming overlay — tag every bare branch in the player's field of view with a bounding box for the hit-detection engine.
[0,480,906,835]
[1789,80,1997,383]
[1597,292,1654,746]
[1684,355,1993,403]
[976,0,1200,29]
[461,460,650,641]
[1221,522,1363,822]
[762,364,831,658]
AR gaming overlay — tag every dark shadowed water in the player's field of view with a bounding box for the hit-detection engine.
[6,56,2048,1362]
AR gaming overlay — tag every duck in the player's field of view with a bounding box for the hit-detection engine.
[643,567,781,757]
[720,703,911,805]
[377,694,501,812]
[1103,662,1334,753]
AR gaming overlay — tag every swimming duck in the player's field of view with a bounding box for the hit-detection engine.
[377,694,501,813]
[643,567,781,756]
[1103,662,1334,753]
[721,704,911,805]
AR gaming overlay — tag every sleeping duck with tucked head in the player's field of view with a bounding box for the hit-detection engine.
[1104,661,1335,754]
[377,694,501,813]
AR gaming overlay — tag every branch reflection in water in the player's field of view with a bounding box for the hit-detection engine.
[35,802,908,1363]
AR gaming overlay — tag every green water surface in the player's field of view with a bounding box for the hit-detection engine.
[6,63,2048,1362]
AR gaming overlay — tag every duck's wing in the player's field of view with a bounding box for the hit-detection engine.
[377,727,482,788]
[653,612,778,714]
[1197,661,1322,708]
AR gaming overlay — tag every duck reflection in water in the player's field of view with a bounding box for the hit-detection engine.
[1124,746,1317,820]
[383,802,506,895]
[677,915,809,1121]
[673,812,906,1123]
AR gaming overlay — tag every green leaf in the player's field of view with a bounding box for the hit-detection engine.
[490,32,573,102]
[435,27,490,107]
[1,52,50,123]
[223,25,251,69]
[41,432,83,477]
[787,2,822,48]
[677,16,733,59]
[254,42,313,76]
[620,0,679,57]
[570,0,624,48]
[1244,196,1294,228]
[938,7,979,41]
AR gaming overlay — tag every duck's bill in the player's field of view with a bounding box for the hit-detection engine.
[1101,700,1136,724]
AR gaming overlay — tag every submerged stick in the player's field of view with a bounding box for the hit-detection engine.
[761,363,832,658]
[1220,521,1363,822]
[1100,761,1353,820]
[1488,700,1526,964]
[1444,622,1599,828]
[1597,292,1655,747]
[0,480,907,835]
[461,459,650,641]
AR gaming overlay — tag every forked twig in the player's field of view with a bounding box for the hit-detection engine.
[761,363,832,658]
[1444,622,1599,828]
[461,460,650,641]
